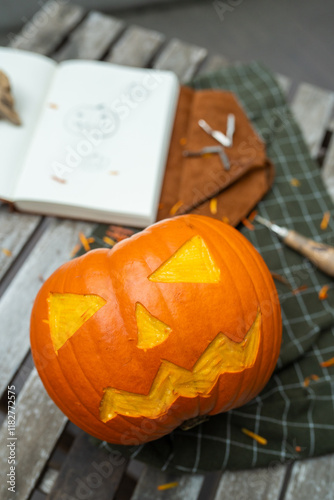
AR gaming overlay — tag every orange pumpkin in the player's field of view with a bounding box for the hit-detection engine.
[30,215,282,445]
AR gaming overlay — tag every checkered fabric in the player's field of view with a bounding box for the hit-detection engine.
[90,62,334,472]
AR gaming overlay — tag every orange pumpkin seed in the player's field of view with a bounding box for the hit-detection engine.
[320,211,330,230]
[318,285,330,300]
[157,482,179,491]
[320,357,334,368]
[242,428,267,445]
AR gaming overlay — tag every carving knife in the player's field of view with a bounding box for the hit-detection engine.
[198,119,231,147]
[254,214,334,277]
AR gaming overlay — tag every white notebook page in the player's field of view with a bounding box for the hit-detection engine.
[15,60,179,225]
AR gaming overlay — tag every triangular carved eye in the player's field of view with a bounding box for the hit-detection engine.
[148,235,220,283]
[47,293,106,353]
[136,303,171,349]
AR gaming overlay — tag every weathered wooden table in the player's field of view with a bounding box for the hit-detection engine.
[1,2,334,499]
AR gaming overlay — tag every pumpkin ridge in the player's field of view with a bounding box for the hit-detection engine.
[192,217,273,408]
[220,230,281,399]
[36,334,127,440]
[218,231,262,408]
[47,266,108,427]
[65,252,126,412]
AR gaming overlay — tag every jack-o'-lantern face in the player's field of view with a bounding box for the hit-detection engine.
[30,215,282,445]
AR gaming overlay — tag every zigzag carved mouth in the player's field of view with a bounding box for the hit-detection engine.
[100,310,261,422]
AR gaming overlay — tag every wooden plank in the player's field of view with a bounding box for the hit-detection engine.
[285,455,334,500]
[214,465,286,500]
[275,73,292,95]
[54,11,125,62]
[9,1,86,55]
[105,25,165,68]
[130,466,204,500]
[291,82,334,158]
[0,218,94,398]
[321,132,334,201]
[0,369,67,500]
[200,54,229,73]
[47,432,128,500]
[153,38,207,82]
[0,207,40,281]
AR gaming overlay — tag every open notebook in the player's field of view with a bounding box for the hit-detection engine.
[0,47,179,227]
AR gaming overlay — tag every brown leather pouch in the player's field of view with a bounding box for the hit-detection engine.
[157,86,274,226]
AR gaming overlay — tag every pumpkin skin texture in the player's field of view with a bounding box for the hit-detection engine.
[30,215,282,445]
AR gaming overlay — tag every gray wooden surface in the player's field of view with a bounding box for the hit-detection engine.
[291,82,334,158]
[0,219,93,398]
[284,455,334,500]
[214,466,286,500]
[0,207,40,281]
[153,38,207,82]
[1,3,334,499]
[0,369,66,500]
[10,1,85,55]
[54,11,125,61]
[131,467,204,500]
[105,25,165,67]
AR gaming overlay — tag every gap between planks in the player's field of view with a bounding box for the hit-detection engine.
[0,368,67,500]
[284,455,334,500]
[46,432,128,500]
[0,215,49,298]
[321,127,334,202]
[0,206,41,282]
[53,11,125,62]
[0,218,94,399]
[9,1,86,55]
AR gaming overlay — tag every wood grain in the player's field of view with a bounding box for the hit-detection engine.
[285,455,334,500]
[0,369,66,500]
[131,466,204,500]
[214,465,286,500]
[0,218,94,398]
[291,82,334,158]
[153,38,207,82]
[9,1,85,55]
[54,11,125,62]
[106,25,165,68]
[200,54,229,73]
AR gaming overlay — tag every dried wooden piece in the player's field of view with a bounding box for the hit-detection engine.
[0,70,21,125]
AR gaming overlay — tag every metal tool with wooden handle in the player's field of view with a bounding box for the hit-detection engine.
[254,215,334,278]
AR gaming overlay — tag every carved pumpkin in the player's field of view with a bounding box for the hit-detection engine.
[30,215,282,444]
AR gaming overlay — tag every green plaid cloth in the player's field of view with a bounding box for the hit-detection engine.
[87,62,334,472]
